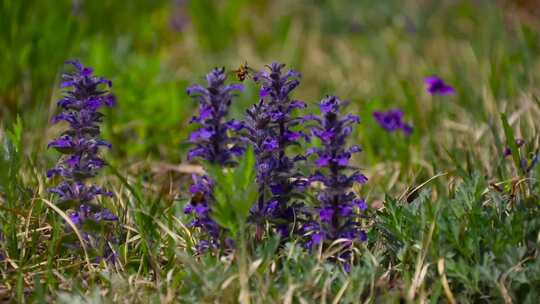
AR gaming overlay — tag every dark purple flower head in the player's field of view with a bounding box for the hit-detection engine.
[424,76,455,95]
[48,60,117,261]
[303,96,367,250]
[373,109,413,136]
[187,67,244,166]
[185,68,244,252]
[242,62,309,234]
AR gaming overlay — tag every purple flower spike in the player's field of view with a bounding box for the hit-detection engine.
[187,67,244,166]
[240,62,310,236]
[373,109,413,136]
[47,60,118,261]
[48,60,115,205]
[185,67,244,252]
[302,96,368,252]
[424,75,455,95]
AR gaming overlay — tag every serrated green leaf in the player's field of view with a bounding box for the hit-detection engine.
[206,148,257,238]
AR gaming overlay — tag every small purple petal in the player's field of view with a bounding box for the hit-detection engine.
[316,155,331,167]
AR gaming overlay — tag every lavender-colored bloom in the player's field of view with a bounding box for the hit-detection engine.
[424,76,455,95]
[303,96,367,251]
[48,60,115,206]
[48,60,118,260]
[185,68,243,251]
[242,62,309,235]
[187,67,244,165]
[373,109,413,136]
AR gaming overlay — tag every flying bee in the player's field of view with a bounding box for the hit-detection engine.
[232,61,255,82]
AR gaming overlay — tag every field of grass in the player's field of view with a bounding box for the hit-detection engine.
[1,0,540,303]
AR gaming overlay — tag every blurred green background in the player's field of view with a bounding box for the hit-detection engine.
[1,0,539,194]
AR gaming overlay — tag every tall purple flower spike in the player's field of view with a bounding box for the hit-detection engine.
[240,62,309,237]
[184,67,244,252]
[373,109,413,136]
[48,60,115,206]
[424,76,455,95]
[48,60,117,261]
[302,96,368,255]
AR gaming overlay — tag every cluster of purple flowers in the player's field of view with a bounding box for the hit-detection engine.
[302,96,368,250]
[181,67,460,260]
[183,67,244,251]
[47,60,118,259]
[183,62,373,258]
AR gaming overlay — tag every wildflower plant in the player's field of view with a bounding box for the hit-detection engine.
[47,60,117,260]
[242,62,309,237]
[183,67,244,251]
[303,96,368,254]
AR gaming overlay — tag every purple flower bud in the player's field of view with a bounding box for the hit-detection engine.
[316,155,331,167]
[270,184,285,195]
[262,138,279,152]
[351,173,368,184]
[285,131,301,142]
[320,207,334,222]
[339,204,354,217]
[353,198,367,211]
[189,128,214,142]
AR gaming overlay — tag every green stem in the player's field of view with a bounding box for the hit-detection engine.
[237,222,250,304]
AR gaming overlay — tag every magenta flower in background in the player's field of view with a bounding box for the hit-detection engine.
[373,109,413,136]
[424,75,455,95]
